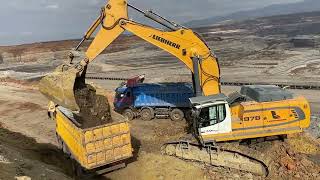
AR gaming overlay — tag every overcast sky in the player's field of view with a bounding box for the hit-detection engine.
[0,0,303,45]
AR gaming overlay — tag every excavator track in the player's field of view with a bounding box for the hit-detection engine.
[161,139,273,177]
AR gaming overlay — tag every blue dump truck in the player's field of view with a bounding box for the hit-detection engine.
[114,82,194,121]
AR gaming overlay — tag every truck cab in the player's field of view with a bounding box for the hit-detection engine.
[114,86,132,112]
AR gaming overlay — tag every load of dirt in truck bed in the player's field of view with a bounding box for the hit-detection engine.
[74,78,112,128]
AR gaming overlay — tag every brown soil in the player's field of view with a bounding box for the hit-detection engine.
[74,78,112,128]
[15,102,46,112]
[0,126,72,180]
[0,102,45,117]
[270,136,320,179]
[0,78,38,89]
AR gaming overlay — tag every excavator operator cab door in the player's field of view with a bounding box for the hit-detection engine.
[196,102,232,136]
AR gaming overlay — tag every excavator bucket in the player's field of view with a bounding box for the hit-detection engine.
[38,65,80,111]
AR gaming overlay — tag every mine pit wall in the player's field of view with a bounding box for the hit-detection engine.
[0,50,69,64]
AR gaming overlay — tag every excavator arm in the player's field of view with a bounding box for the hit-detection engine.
[119,20,221,96]
[39,0,221,111]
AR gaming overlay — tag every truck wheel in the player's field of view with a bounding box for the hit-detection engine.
[170,109,184,121]
[123,109,134,121]
[140,108,154,121]
[72,159,87,179]
[56,134,63,150]
[62,142,71,158]
[185,110,193,122]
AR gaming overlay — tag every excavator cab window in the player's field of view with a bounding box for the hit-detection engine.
[198,104,226,128]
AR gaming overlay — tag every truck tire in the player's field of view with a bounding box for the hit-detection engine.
[72,159,87,179]
[185,110,193,122]
[123,109,134,121]
[56,133,63,150]
[140,108,154,121]
[62,142,71,158]
[170,109,184,121]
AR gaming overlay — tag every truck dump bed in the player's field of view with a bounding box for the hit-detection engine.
[132,83,194,107]
[55,106,133,170]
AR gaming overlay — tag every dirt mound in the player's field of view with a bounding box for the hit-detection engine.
[0,127,71,180]
[288,134,319,154]
[272,138,320,179]
[237,134,320,179]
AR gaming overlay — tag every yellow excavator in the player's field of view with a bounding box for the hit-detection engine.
[39,0,311,176]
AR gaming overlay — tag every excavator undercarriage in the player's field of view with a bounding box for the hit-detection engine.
[162,138,272,176]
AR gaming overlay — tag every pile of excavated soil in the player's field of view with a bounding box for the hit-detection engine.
[74,79,112,129]
[238,134,320,179]
[271,138,320,179]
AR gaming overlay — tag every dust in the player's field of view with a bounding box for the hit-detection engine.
[74,77,112,128]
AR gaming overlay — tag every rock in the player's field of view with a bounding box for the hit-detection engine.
[286,163,296,170]
[233,174,240,179]
[286,148,295,156]
[300,158,313,168]
[244,173,253,179]
[0,154,11,164]
[15,176,31,180]
[157,175,164,180]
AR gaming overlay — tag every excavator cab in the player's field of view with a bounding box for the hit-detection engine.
[190,94,232,141]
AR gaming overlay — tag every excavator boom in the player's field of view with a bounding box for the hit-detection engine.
[39,0,221,111]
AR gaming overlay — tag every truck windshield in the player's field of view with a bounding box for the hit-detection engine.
[198,104,226,127]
